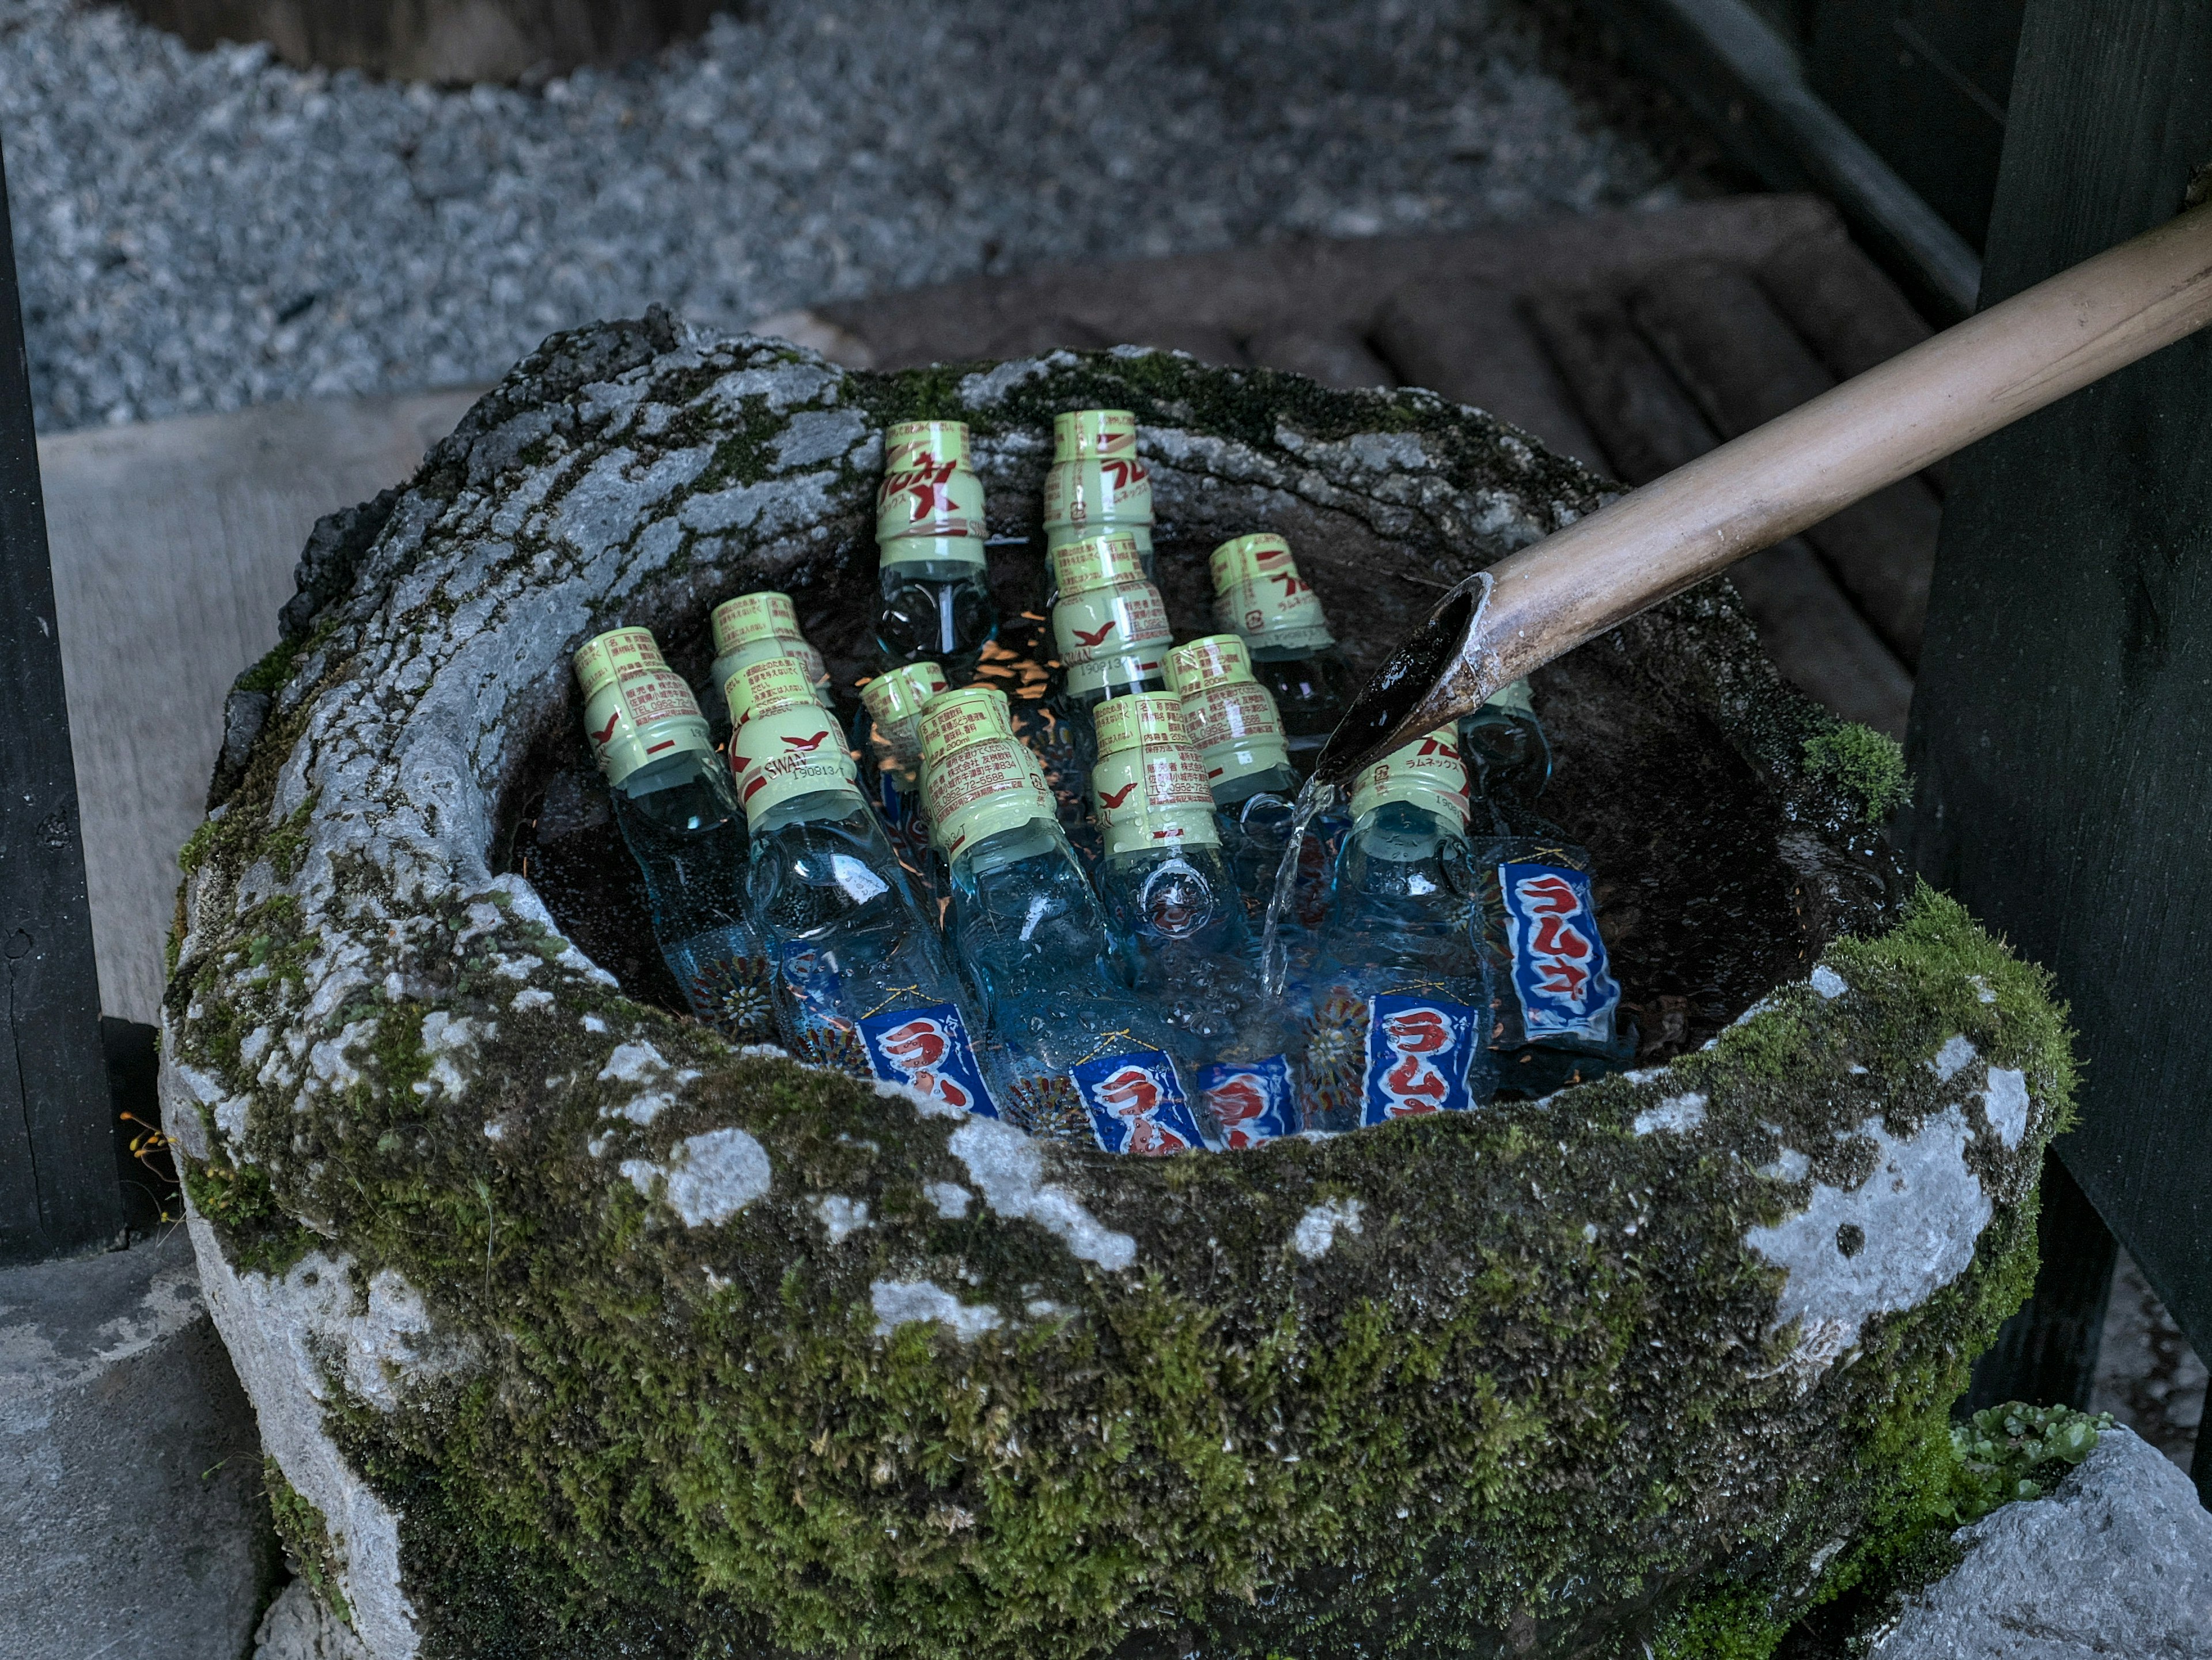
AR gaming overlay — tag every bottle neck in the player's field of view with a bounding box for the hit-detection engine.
[748,783,869,838]
[1211,762,1302,810]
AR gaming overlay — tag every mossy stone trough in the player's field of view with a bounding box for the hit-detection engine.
[160,313,2070,1659]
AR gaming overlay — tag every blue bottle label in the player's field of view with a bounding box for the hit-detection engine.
[1197,1055,1301,1149]
[858,1001,1000,1120]
[1498,862,1622,1041]
[1361,992,1482,1125]
[1071,1048,1206,1155]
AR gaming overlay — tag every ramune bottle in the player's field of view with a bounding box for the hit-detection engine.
[1050,532,1174,758]
[875,419,998,667]
[1210,533,1357,757]
[1456,680,1635,1096]
[1302,727,1494,1132]
[853,659,949,901]
[1090,694,1304,1148]
[573,627,776,1042]
[1459,677,1552,818]
[726,657,997,1116]
[707,591,831,733]
[1042,409,1154,602]
[919,686,1207,1155]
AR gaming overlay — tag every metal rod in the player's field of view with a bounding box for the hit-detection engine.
[1315,201,2212,786]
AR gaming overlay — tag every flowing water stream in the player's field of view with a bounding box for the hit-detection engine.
[1260,776,1338,1001]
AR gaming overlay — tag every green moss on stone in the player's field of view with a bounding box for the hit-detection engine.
[265,1455,355,1629]
[1804,725,1911,821]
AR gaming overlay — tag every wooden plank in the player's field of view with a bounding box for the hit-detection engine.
[1243,324,1397,392]
[0,143,119,1264]
[1966,1156,2121,1412]
[1369,286,1605,468]
[1524,286,1913,734]
[1624,258,1941,664]
[1906,0,2212,1392]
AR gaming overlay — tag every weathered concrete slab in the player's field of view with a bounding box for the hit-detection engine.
[39,387,483,1026]
[0,1227,276,1660]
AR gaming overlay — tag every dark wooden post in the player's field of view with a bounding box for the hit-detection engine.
[0,136,122,1264]
[1906,0,2212,1499]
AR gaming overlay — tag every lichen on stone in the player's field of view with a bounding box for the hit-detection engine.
[158,320,2066,1659]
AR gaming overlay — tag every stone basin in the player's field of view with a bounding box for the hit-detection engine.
[160,311,2069,1659]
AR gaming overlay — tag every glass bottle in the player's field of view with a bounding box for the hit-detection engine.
[1459,677,1554,819]
[919,686,1207,1155]
[1302,728,1493,1133]
[726,657,997,1117]
[1089,693,1303,1148]
[852,659,950,904]
[1042,409,1154,604]
[1166,634,1346,986]
[573,627,776,1042]
[875,419,998,668]
[1209,532,1358,759]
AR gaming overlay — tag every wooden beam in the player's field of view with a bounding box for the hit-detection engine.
[0,137,121,1264]
[1907,0,2212,1401]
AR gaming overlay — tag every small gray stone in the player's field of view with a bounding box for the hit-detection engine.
[0,1228,278,1660]
[1876,1425,2212,1658]
[254,1578,372,1660]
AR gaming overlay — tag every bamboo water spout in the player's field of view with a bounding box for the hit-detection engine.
[1313,201,2212,786]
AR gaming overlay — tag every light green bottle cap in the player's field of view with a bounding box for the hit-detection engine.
[1350,728,1471,827]
[1046,520,1154,563]
[1042,423,1153,532]
[728,701,860,824]
[877,451,987,545]
[1168,635,1291,791]
[573,627,714,786]
[916,686,1015,769]
[1210,532,1336,653]
[1482,677,1535,715]
[1052,562,1174,699]
[1051,534,1145,598]
[1090,693,1220,857]
[884,420,971,470]
[1051,410,1138,461]
[861,661,950,727]
[711,591,804,653]
[724,655,825,729]
[916,686,1054,856]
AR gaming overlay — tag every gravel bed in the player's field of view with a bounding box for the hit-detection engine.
[0,0,1708,432]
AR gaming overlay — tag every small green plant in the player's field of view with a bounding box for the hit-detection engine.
[1948,1402,2109,1523]
[1804,724,1911,820]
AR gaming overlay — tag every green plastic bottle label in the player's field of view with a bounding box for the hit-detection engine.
[728,702,861,823]
[712,591,804,655]
[925,733,1056,858]
[725,655,825,729]
[1053,545,1172,697]
[877,457,987,544]
[574,627,714,786]
[1350,728,1471,826]
[917,686,1015,768]
[1046,520,1154,565]
[1210,533,1336,653]
[1042,433,1153,532]
[1092,694,1219,856]
[1167,634,1292,788]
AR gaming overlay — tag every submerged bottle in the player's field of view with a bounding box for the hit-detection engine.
[708,591,831,733]
[1459,677,1553,819]
[1453,680,1634,1095]
[919,686,1207,1155]
[1302,728,1494,1133]
[1090,694,1304,1148]
[573,627,775,1042]
[875,419,998,667]
[1210,533,1357,758]
[853,659,950,900]
[726,657,997,1115]
[1043,409,1154,602]
[1164,634,1311,946]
